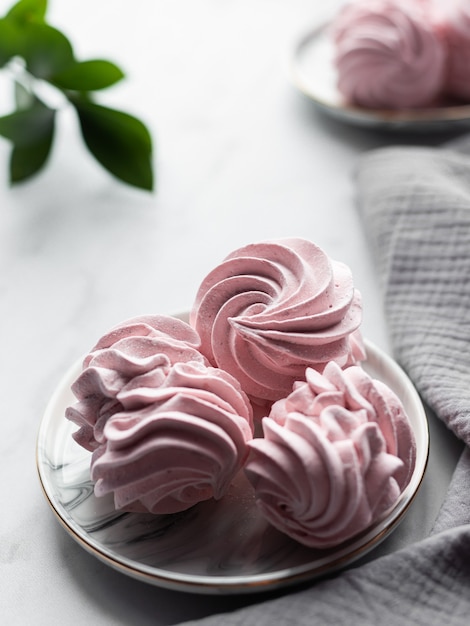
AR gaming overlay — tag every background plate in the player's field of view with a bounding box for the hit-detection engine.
[36,338,429,594]
[289,25,470,131]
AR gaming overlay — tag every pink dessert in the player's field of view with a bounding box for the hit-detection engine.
[245,362,416,548]
[331,0,446,109]
[66,315,206,452]
[65,238,416,539]
[441,0,470,100]
[190,238,365,406]
[66,315,254,514]
[90,361,253,514]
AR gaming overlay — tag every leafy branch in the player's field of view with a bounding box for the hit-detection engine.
[0,0,154,190]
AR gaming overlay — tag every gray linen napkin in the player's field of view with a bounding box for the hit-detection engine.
[182,137,470,626]
[358,137,470,446]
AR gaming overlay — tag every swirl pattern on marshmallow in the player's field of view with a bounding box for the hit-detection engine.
[66,315,206,452]
[190,238,364,404]
[442,0,470,100]
[90,361,254,514]
[245,362,416,548]
[332,0,446,109]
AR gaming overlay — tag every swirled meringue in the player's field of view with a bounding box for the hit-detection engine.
[65,315,207,452]
[245,362,416,548]
[190,238,364,405]
[441,0,470,100]
[332,0,446,109]
[90,361,254,514]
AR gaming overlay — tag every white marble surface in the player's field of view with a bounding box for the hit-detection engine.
[0,1,465,624]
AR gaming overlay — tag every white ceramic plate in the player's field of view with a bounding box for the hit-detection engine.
[289,24,470,131]
[36,337,429,595]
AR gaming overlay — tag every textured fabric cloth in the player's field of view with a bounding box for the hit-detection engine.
[182,136,470,626]
[357,140,470,446]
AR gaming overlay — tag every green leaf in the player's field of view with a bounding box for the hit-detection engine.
[0,97,54,144]
[9,128,54,182]
[21,22,74,78]
[6,0,47,24]
[14,79,34,109]
[0,17,21,66]
[0,97,55,182]
[52,59,125,91]
[72,99,153,191]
